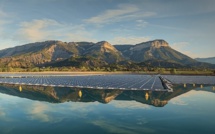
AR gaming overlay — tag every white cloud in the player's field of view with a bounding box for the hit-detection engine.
[0,9,8,18]
[85,4,155,25]
[91,119,155,134]
[170,90,212,106]
[109,36,150,45]
[0,40,19,50]
[17,19,59,42]
[26,102,63,122]
[68,102,99,114]
[66,27,97,42]
[0,10,11,34]
[171,42,190,53]
[27,102,52,122]
[67,33,97,42]
[0,105,14,122]
[26,101,99,123]
[0,10,15,50]
[136,20,148,28]
[171,98,188,106]
[171,42,198,58]
[0,108,6,117]
[0,19,5,27]
[110,100,151,109]
[16,19,97,43]
[178,90,212,98]
[92,120,139,134]
[149,23,183,31]
[171,42,189,49]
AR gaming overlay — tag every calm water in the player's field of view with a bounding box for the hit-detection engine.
[0,84,215,134]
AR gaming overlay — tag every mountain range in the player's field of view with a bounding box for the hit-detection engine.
[0,39,214,69]
[195,57,215,64]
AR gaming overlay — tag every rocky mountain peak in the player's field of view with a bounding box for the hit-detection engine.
[95,41,118,52]
[96,41,111,46]
[131,39,169,51]
[150,39,169,48]
[0,39,204,68]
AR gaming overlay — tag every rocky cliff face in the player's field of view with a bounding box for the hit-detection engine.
[0,40,123,67]
[0,41,78,67]
[131,40,169,51]
[115,39,196,64]
[0,39,203,68]
[82,41,124,63]
[0,41,55,58]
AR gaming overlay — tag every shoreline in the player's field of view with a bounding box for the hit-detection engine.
[0,71,214,76]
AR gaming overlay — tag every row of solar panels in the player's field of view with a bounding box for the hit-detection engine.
[162,75,215,84]
[0,75,167,91]
[0,74,213,91]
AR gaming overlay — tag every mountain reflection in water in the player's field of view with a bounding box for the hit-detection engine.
[0,84,214,107]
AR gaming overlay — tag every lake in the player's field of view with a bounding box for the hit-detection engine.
[0,83,215,134]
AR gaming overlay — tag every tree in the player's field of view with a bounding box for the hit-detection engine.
[170,68,177,74]
[159,68,165,74]
[7,67,14,72]
[80,66,87,71]
[106,67,111,72]
[32,67,39,72]
[2,68,6,72]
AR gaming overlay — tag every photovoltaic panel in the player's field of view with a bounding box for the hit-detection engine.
[1,74,214,92]
[0,74,171,91]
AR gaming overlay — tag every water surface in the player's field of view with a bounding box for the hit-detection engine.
[0,84,215,134]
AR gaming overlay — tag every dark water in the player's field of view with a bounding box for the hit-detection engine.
[0,84,215,134]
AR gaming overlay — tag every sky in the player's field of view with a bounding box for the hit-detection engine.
[0,0,215,58]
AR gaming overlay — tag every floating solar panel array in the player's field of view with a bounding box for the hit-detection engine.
[0,74,87,78]
[0,75,172,91]
[162,75,215,85]
[1,74,213,91]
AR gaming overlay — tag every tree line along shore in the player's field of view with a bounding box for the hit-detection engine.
[0,66,214,76]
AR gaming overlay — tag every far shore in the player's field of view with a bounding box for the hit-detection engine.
[0,71,133,75]
[0,71,214,76]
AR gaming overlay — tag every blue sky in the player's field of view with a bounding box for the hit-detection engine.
[0,0,215,58]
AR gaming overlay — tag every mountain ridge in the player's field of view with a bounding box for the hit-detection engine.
[114,39,196,64]
[195,57,215,64]
[0,39,214,69]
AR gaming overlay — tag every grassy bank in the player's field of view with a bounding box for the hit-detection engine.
[0,70,214,76]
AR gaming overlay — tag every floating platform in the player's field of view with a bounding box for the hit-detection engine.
[0,74,172,92]
[162,75,215,85]
[0,74,214,92]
